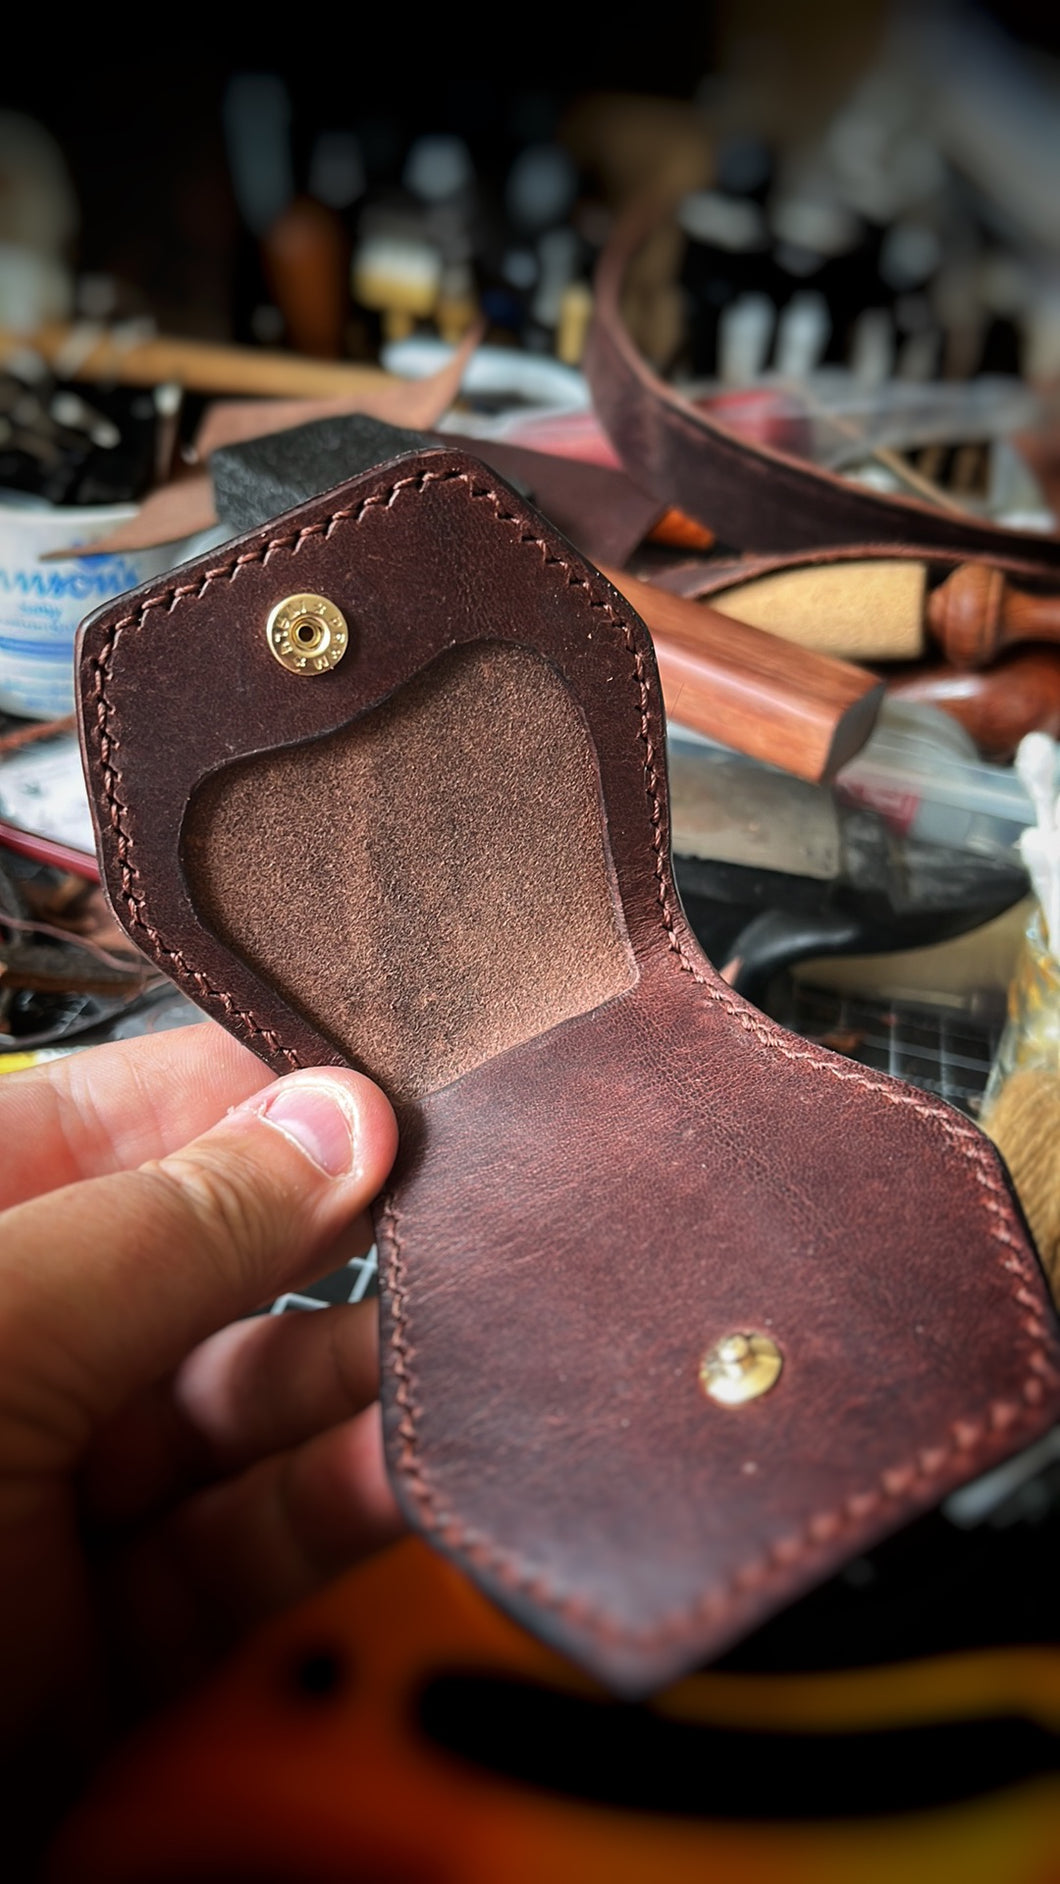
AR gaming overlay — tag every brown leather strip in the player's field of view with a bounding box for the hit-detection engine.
[439,434,662,568]
[585,194,1060,571]
[652,540,1060,604]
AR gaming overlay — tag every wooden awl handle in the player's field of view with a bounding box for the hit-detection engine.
[888,647,1060,760]
[927,563,1060,667]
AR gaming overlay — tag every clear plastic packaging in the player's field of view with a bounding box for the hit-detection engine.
[835,700,1034,850]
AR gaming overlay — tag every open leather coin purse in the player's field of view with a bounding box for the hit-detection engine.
[77,441,1060,1696]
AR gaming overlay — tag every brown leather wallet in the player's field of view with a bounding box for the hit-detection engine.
[77,442,1060,1695]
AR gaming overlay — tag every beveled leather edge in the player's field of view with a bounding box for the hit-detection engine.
[585,192,1060,571]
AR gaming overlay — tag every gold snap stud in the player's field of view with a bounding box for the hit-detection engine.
[700,1332,782,1406]
[266,593,349,674]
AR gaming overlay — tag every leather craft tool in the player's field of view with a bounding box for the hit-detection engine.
[926,562,1060,668]
[0,323,401,399]
[663,560,1060,757]
[652,548,1060,671]
[703,558,930,661]
[261,195,352,361]
[657,557,1060,669]
[888,649,1060,760]
[77,437,1060,1696]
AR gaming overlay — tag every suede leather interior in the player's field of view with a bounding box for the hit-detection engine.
[182,639,635,1100]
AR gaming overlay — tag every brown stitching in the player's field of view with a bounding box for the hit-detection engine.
[380,1195,437,1527]
[89,467,475,1066]
[92,628,301,1066]
[380,1194,1038,1656]
[953,1420,983,1450]
[373,470,1057,1650]
[93,456,1057,1657]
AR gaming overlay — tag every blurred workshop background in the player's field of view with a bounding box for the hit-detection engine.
[1,2,1059,1041]
[7,5,1060,1879]
[3,0,1060,1217]
[3,4,1059,375]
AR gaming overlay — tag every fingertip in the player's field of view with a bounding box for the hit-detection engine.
[340,1070,400,1193]
[234,1067,399,1190]
[292,1404,405,1569]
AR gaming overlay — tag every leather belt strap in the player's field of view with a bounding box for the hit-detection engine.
[584,194,1060,572]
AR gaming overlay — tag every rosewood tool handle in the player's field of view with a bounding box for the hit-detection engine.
[927,563,1060,668]
[888,647,1060,760]
[599,563,884,784]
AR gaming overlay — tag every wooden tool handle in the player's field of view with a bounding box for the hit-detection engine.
[888,647,1060,760]
[927,563,1060,667]
[262,197,351,360]
[0,323,394,398]
[598,564,884,783]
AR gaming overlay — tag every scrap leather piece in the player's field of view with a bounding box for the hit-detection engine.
[651,539,1060,603]
[77,447,1060,1694]
[439,433,663,568]
[585,194,1060,572]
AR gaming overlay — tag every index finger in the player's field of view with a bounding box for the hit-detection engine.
[0,1022,266,1208]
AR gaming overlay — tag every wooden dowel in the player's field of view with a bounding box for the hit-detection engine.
[0,323,395,399]
[598,563,884,783]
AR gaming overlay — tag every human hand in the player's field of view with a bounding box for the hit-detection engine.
[0,1021,401,1772]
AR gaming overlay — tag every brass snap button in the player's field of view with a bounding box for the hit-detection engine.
[266,593,349,674]
[700,1332,782,1406]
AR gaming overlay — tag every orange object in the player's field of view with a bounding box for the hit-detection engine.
[646,508,715,552]
[51,1537,1060,1883]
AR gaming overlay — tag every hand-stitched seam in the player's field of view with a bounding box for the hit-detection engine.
[90,642,301,1068]
[374,473,1057,1653]
[89,466,473,1066]
[380,1201,1048,1650]
[92,458,1057,1660]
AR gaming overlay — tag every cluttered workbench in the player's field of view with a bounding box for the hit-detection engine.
[3,18,1060,1879]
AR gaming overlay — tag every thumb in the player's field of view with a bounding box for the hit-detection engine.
[0,1068,397,1469]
